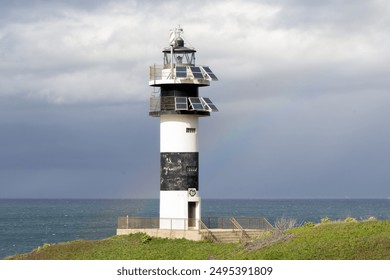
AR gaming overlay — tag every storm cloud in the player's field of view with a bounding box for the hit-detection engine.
[1,0,389,198]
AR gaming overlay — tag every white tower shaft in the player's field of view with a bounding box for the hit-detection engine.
[160,115,198,153]
[160,115,200,230]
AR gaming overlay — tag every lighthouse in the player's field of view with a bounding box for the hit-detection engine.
[149,27,218,230]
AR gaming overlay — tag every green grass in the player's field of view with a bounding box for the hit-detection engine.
[6,220,390,260]
[5,234,237,260]
[243,220,390,259]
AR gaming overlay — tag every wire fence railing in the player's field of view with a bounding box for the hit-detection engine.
[201,217,274,230]
[118,216,273,231]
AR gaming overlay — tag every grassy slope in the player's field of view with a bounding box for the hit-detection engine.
[6,235,237,260]
[244,220,390,259]
[6,220,390,260]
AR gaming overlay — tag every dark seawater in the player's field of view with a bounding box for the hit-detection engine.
[1,199,390,259]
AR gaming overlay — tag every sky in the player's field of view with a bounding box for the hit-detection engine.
[1,0,389,199]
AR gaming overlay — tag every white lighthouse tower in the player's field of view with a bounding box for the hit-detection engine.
[149,27,218,230]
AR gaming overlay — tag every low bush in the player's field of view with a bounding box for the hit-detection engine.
[274,217,297,231]
[344,217,358,223]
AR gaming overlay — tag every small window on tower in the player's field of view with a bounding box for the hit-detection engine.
[186,128,196,133]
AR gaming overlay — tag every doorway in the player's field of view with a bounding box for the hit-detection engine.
[188,202,196,228]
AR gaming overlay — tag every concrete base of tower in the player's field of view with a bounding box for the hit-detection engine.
[117,228,203,241]
[160,190,201,230]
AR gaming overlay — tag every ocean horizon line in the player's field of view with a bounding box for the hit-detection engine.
[1,197,389,200]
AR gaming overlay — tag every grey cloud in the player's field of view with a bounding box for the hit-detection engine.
[1,0,390,199]
[270,0,388,30]
[0,96,159,198]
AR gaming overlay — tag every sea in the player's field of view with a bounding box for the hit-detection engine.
[1,198,390,259]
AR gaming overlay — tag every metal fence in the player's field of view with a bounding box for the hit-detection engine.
[234,217,274,230]
[118,216,273,231]
[201,217,273,230]
[149,65,166,81]
[149,96,160,112]
[118,217,160,229]
[118,216,199,230]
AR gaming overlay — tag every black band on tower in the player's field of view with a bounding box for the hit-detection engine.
[161,85,199,97]
[160,152,199,191]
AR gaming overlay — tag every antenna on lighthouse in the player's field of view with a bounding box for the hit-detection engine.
[169,26,185,77]
[169,26,184,45]
[169,30,175,46]
[169,30,174,77]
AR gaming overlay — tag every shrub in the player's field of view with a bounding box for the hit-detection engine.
[202,236,214,243]
[320,217,331,224]
[303,221,315,228]
[35,243,51,252]
[344,217,358,223]
[141,234,152,244]
[274,217,297,231]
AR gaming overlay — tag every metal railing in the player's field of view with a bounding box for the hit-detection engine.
[234,217,274,230]
[118,216,199,230]
[198,220,217,242]
[118,216,273,231]
[201,217,273,230]
[230,217,250,240]
[150,65,169,82]
[118,216,159,229]
[149,95,160,112]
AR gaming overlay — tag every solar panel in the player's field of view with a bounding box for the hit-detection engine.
[176,66,186,71]
[188,97,206,111]
[202,66,218,81]
[201,97,219,112]
[175,97,188,110]
[190,97,201,103]
[176,71,187,78]
[176,104,188,110]
[176,97,187,103]
[190,67,204,79]
[192,72,203,79]
[192,103,204,110]
[206,104,218,112]
[175,66,187,78]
